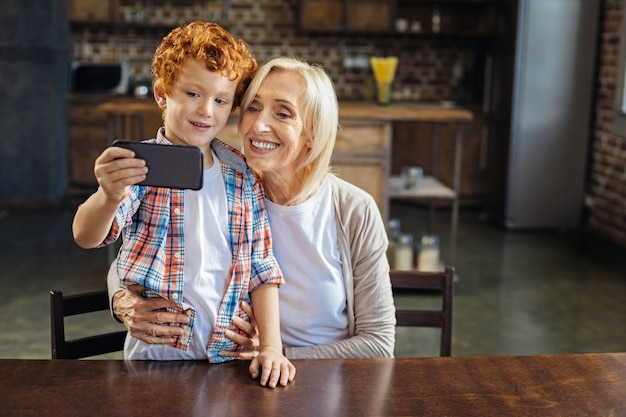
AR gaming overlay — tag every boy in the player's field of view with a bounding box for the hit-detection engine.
[72,22,295,388]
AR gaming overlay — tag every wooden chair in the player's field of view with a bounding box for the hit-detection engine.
[390,266,455,356]
[50,289,127,359]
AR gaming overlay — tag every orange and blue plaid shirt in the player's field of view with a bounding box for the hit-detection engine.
[101,131,283,362]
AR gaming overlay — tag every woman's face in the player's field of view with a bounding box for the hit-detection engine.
[240,70,312,177]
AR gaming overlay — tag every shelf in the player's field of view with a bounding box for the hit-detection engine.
[298,0,496,36]
[388,176,456,200]
[70,20,178,31]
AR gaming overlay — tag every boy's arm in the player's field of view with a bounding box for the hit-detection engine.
[72,187,124,248]
[248,284,296,388]
[72,146,147,248]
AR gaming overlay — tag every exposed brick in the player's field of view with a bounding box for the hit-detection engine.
[588,0,626,247]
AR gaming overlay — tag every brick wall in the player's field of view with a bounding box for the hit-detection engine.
[590,0,626,247]
[72,0,479,103]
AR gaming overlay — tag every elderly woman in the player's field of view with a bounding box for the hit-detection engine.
[108,57,396,359]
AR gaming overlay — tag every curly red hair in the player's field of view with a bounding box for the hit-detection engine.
[151,21,257,107]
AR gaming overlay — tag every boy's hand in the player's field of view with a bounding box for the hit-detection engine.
[249,346,296,388]
[94,146,148,202]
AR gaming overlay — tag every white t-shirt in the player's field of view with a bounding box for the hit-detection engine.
[125,152,231,359]
[265,178,348,347]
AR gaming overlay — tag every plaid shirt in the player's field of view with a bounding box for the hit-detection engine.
[101,131,283,362]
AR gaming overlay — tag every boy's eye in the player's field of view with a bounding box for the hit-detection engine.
[187,91,199,98]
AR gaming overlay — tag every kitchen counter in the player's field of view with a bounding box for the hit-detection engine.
[90,98,474,123]
[338,101,473,122]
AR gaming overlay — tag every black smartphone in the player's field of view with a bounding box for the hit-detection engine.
[113,140,203,190]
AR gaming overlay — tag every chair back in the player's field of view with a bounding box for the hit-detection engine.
[50,289,127,359]
[390,266,454,356]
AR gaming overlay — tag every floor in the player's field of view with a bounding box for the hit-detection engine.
[1,196,625,359]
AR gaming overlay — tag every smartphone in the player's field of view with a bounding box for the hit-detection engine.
[113,140,203,190]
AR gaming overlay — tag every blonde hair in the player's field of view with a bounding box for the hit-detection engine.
[239,57,339,205]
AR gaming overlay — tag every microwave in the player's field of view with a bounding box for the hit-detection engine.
[70,61,129,95]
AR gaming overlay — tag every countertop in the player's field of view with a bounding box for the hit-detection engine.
[73,96,473,122]
[339,101,473,122]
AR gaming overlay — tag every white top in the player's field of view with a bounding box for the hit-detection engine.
[125,152,231,359]
[265,178,349,347]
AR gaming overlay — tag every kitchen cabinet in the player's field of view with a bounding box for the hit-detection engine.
[69,0,116,22]
[298,0,496,36]
[299,0,394,32]
[69,0,208,25]
[67,96,162,187]
[332,120,392,221]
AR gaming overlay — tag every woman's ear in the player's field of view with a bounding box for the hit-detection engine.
[153,81,167,109]
[305,131,314,149]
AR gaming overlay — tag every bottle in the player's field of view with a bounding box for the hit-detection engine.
[402,166,423,190]
[432,5,441,34]
[386,218,401,269]
[417,234,440,272]
[394,234,414,270]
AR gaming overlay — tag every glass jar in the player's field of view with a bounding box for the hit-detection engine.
[417,234,440,272]
[394,233,414,270]
[386,219,401,269]
[402,166,423,190]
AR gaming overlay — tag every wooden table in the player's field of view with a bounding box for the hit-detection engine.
[2,353,626,416]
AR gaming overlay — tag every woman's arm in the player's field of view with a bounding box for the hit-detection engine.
[107,259,190,343]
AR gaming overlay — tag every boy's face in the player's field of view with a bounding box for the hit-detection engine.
[154,58,237,166]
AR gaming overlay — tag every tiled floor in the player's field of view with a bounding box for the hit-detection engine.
[1,197,625,359]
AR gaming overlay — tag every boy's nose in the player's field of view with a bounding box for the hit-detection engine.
[198,99,213,117]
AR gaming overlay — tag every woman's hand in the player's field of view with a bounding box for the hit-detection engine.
[112,284,189,344]
[219,301,260,359]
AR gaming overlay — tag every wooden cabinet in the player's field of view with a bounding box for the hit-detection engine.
[299,0,496,36]
[67,97,162,186]
[332,120,392,220]
[67,98,109,186]
[69,0,205,25]
[299,0,394,32]
[69,0,116,21]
